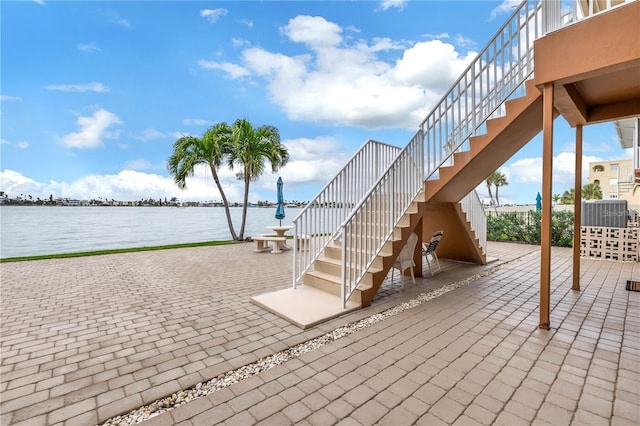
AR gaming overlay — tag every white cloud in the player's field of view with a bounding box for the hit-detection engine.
[201,8,228,23]
[78,42,100,53]
[281,15,342,48]
[454,34,477,49]
[423,32,449,40]
[198,60,250,79]
[377,0,408,11]
[203,15,476,130]
[504,152,601,188]
[109,16,132,28]
[489,0,521,20]
[274,136,350,188]
[46,82,109,93]
[122,158,164,171]
[0,139,8,144]
[232,38,251,49]
[33,0,46,5]
[182,118,214,126]
[1,95,23,102]
[240,19,253,28]
[130,128,168,142]
[62,109,122,149]
[17,141,29,149]
[0,168,243,203]
[0,134,349,203]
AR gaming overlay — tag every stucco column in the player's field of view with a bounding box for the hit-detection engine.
[572,125,583,291]
[540,83,554,330]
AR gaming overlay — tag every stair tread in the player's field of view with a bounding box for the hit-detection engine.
[317,256,382,272]
[306,270,374,291]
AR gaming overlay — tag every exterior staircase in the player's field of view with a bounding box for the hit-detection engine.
[303,192,427,308]
[251,0,598,328]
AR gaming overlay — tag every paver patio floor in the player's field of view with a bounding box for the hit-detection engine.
[1,242,638,425]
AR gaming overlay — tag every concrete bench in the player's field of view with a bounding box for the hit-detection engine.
[253,236,286,254]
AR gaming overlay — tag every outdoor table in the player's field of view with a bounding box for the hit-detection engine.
[265,225,294,250]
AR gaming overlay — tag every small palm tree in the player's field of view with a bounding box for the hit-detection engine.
[493,172,508,207]
[486,171,507,209]
[552,193,560,206]
[168,123,240,240]
[228,119,289,240]
[560,188,575,205]
[582,182,603,200]
[486,173,497,208]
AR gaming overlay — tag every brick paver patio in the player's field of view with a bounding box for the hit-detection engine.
[1,242,638,425]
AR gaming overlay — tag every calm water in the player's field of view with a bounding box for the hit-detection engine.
[0,206,301,258]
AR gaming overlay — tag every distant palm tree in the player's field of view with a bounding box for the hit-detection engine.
[493,172,508,207]
[486,172,497,208]
[168,123,240,240]
[582,182,602,200]
[228,119,289,240]
[486,171,507,209]
[560,188,575,205]
[552,193,560,206]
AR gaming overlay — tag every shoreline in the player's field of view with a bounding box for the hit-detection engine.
[0,239,241,263]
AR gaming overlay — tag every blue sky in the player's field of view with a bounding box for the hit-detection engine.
[1,0,632,205]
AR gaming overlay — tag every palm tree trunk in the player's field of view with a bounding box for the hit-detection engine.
[209,163,238,240]
[238,170,251,240]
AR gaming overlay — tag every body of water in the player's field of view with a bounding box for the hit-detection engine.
[0,206,301,258]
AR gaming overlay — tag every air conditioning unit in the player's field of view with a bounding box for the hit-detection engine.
[581,200,628,228]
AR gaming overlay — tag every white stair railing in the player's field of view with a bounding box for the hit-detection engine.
[461,191,487,251]
[340,132,424,306]
[420,0,561,181]
[292,140,401,287]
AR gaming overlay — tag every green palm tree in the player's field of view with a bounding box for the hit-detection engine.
[228,118,289,240]
[167,123,239,240]
[486,172,497,208]
[582,182,602,200]
[560,188,575,205]
[493,172,508,207]
[552,193,560,206]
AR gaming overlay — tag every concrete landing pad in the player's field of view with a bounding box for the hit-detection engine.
[251,286,360,329]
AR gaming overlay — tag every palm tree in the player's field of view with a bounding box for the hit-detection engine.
[485,173,497,208]
[582,182,602,200]
[228,119,289,240]
[552,193,560,206]
[486,171,507,209]
[167,123,240,240]
[493,172,508,207]
[560,188,575,205]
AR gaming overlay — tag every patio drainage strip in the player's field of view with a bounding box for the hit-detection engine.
[102,251,538,425]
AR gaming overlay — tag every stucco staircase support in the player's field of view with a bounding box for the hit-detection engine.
[423,202,486,265]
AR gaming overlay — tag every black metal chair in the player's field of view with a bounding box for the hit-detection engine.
[422,230,444,276]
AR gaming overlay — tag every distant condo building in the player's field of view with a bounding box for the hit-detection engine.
[588,158,639,207]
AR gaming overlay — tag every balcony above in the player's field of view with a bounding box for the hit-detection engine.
[533,1,640,127]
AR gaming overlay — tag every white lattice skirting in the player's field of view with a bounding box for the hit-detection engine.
[580,226,639,262]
